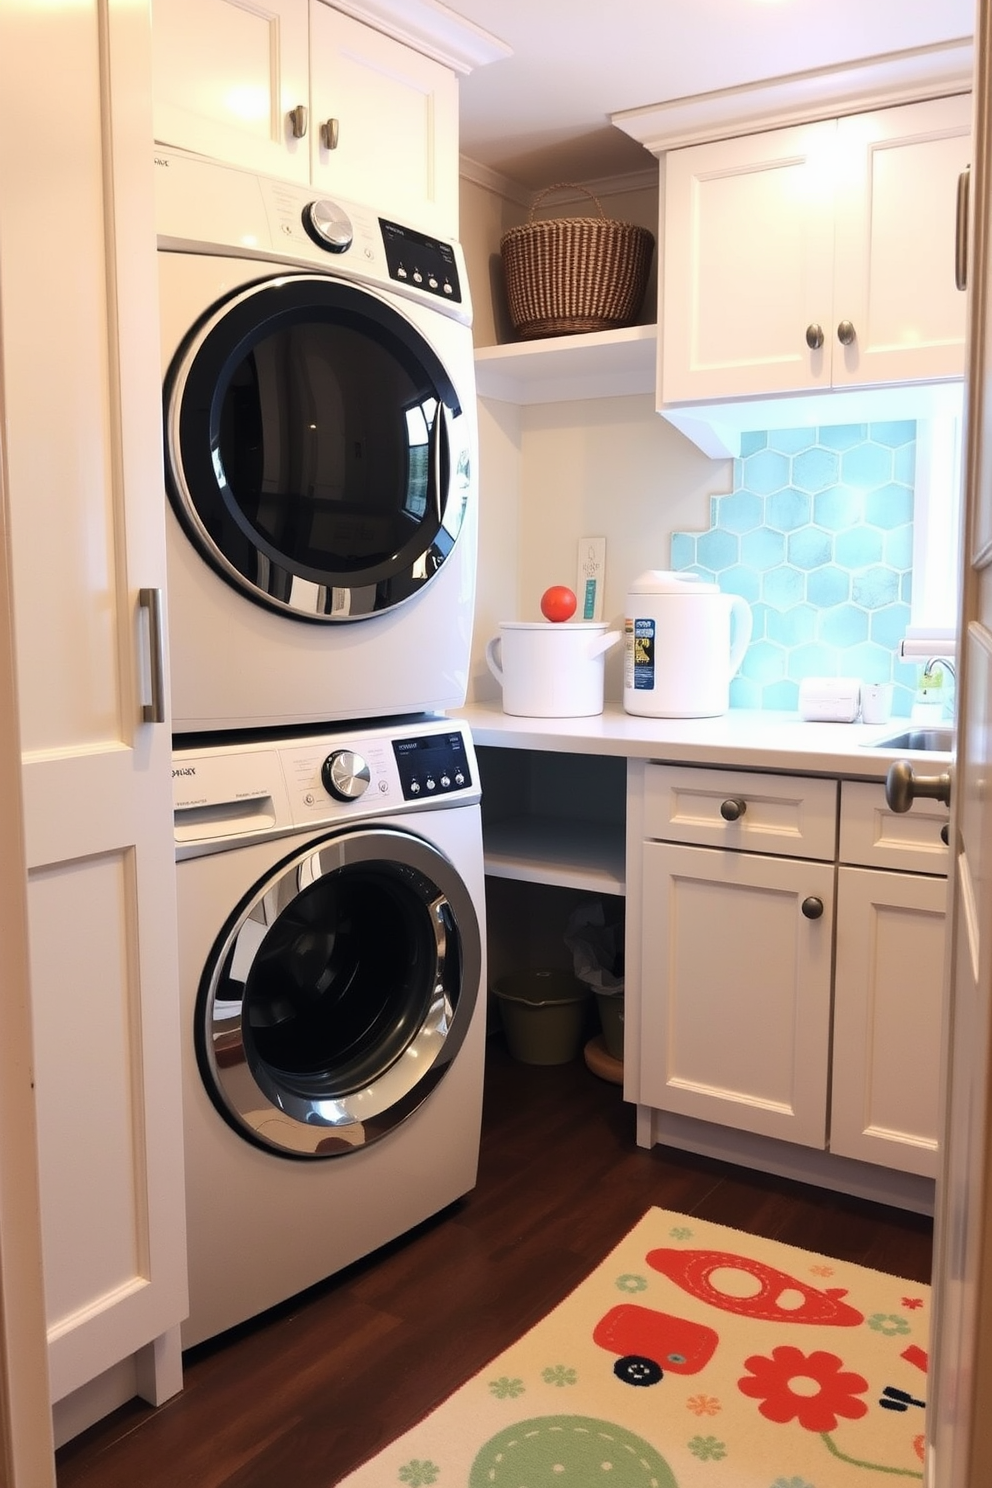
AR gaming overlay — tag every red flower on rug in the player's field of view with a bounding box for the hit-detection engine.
[738,1346,870,1431]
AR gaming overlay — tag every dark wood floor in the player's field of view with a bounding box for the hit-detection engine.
[56,1036,933,1488]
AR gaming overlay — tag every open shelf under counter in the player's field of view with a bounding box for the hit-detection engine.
[483,815,626,894]
[473,324,657,405]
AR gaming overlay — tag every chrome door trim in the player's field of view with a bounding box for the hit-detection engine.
[196,825,481,1158]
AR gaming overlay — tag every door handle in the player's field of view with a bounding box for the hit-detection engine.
[139,587,166,724]
[885,759,953,812]
[956,166,970,291]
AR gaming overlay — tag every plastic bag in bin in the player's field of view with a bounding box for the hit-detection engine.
[564,900,624,996]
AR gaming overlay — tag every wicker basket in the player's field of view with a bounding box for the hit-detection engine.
[500,183,654,340]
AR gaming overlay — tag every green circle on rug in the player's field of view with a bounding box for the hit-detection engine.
[469,1414,678,1486]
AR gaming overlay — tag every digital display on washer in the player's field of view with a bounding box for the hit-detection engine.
[392,732,472,800]
[380,219,462,304]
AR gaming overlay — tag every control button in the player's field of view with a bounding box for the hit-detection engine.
[301,199,354,253]
[303,792,316,805]
[428,276,439,289]
[440,773,451,788]
[396,264,408,278]
[409,780,421,794]
[320,749,371,801]
[425,776,436,791]
[413,270,423,284]
[443,281,454,295]
[454,770,465,785]
[378,780,389,794]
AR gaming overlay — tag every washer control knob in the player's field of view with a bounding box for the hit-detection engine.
[302,199,354,253]
[321,750,371,801]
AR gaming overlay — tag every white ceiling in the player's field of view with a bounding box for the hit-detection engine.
[448,0,976,188]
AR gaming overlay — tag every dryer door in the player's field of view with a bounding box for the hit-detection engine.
[196,825,481,1158]
[164,273,471,622]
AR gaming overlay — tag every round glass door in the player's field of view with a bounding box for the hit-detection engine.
[165,274,471,621]
[197,827,481,1158]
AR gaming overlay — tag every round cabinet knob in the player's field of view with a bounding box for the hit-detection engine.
[302,199,354,253]
[837,319,857,346]
[321,750,371,801]
[805,323,825,350]
[720,797,747,822]
[801,896,824,920]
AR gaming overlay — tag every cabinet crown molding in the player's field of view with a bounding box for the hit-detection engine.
[611,38,973,153]
[327,0,511,74]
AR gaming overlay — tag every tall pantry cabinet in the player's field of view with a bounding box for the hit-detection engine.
[0,0,187,1460]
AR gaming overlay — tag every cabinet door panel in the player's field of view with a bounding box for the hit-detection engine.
[831,866,946,1176]
[151,0,310,181]
[832,96,970,386]
[310,4,458,236]
[662,123,834,402]
[639,841,832,1145]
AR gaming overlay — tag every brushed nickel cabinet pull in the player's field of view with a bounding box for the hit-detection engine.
[956,165,970,291]
[139,587,166,725]
[720,797,746,822]
[289,104,308,139]
[836,320,856,346]
[805,323,824,350]
[801,896,824,920]
[320,117,339,150]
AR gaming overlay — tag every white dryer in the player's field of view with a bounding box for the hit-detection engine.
[156,148,478,732]
[173,715,486,1347]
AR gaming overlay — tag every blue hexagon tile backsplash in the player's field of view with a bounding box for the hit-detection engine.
[671,422,920,716]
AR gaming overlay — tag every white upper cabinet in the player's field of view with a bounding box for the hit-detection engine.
[309,7,458,235]
[661,95,972,406]
[151,0,311,184]
[151,0,460,236]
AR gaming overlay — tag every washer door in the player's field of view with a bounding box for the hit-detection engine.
[164,273,471,622]
[196,826,481,1158]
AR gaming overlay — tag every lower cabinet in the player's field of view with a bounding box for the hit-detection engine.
[631,761,949,1181]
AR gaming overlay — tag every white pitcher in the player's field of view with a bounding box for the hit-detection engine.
[486,621,621,717]
[623,571,753,718]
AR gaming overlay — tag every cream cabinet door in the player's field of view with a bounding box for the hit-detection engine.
[310,3,459,236]
[638,841,833,1146]
[661,122,835,402]
[661,95,970,405]
[831,866,947,1178]
[831,96,971,389]
[5,1,187,1416]
[151,0,311,182]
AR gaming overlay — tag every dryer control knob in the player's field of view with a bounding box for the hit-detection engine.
[321,750,371,801]
[302,199,354,253]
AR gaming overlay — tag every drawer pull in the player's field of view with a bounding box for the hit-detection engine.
[720,797,747,822]
[801,896,824,920]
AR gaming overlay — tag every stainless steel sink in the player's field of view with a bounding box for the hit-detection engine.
[866,726,955,752]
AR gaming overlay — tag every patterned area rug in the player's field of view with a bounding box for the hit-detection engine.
[337,1206,929,1487]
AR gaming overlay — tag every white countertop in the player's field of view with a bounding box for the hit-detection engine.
[454,702,953,780]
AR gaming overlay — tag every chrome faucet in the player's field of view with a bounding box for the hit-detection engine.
[923,657,956,720]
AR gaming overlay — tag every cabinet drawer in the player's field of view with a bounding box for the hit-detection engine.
[840,780,949,876]
[643,764,837,860]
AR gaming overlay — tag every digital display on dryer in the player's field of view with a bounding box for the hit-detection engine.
[380,219,462,304]
[392,732,472,800]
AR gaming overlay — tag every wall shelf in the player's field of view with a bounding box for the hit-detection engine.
[474,323,657,405]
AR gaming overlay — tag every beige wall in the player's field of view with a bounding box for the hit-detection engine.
[459,168,730,706]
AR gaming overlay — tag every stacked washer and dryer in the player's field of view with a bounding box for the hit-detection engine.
[157,147,487,1347]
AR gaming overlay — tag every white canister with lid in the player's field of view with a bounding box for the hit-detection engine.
[623,570,753,718]
[486,621,621,717]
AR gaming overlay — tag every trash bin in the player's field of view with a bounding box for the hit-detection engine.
[564,900,625,1062]
[492,970,591,1065]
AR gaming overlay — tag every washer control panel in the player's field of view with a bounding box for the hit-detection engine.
[380,218,462,304]
[172,717,479,858]
[392,729,472,800]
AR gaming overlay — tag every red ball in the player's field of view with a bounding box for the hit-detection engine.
[540,585,577,622]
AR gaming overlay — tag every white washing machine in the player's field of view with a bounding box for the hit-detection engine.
[173,715,487,1347]
[156,147,478,732]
